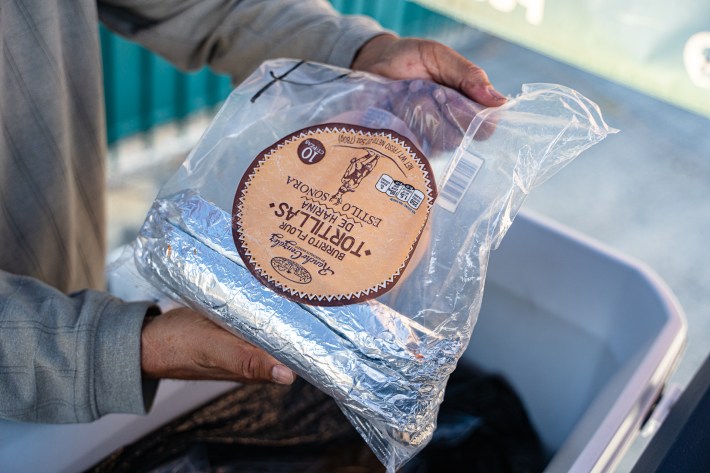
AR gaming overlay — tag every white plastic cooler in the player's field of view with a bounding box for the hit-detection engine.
[464,210,687,472]
[0,211,687,473]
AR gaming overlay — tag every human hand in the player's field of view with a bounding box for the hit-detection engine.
[351,35,503,151]
[140,308,296,385]
[351,34,506,107]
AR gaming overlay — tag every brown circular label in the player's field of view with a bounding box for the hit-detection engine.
[233,123,436,306]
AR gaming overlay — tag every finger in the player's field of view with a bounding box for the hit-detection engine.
[200,320,296,385]
[433,86,477,133]
[434,86,498,142]
[230,338,295,384]
[420,41,506,107]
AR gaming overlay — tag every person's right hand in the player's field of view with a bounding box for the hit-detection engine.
[140,307,296,385]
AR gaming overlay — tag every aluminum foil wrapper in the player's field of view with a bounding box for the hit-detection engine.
[134,190,463,447]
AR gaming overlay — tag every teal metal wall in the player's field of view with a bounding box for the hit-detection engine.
[100,28,233,144]
[101,1,463,145]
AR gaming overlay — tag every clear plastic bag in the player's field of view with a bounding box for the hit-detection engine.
[130,59,615,471]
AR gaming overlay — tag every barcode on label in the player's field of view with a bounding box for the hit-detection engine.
[437,148,484,213]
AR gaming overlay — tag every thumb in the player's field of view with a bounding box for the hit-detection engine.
[236,349,295,384]
[141,308,296,384]
[419,41,507,107]
[221,335,296,385]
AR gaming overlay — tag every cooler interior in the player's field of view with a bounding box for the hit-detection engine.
[461,211,686,472]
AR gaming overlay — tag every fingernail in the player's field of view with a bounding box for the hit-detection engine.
[409,80,425,93]
[487,86,507,101]
[272,365,295,385]
[432,88,447,105]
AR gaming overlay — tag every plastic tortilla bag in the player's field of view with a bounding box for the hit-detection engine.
[130,59,615,471]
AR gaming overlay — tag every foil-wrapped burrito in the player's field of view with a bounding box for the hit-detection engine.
[135,190,461,445]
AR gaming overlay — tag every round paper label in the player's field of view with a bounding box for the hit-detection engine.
[232,123,436,306]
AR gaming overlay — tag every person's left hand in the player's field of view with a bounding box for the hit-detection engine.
[351,34,506,107]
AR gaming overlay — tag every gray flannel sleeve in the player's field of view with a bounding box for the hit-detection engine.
[0,271,158,423]
[97,0,388,84]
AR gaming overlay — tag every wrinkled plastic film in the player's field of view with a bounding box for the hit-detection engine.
[130,59,616,471]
